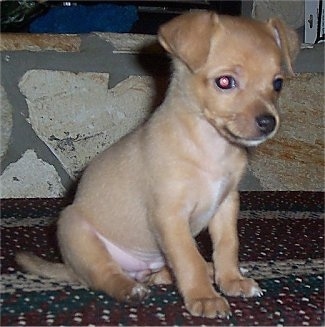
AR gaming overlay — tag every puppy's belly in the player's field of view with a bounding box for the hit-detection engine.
[95,230,165,281]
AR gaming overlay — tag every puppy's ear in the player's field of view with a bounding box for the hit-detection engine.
[268,18,300,76]
[158,11,219,72]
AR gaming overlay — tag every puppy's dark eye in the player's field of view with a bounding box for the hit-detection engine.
[215,76,237,90]
[273,78,283,92]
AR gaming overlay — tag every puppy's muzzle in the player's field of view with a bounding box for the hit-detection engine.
[221,111,279,147]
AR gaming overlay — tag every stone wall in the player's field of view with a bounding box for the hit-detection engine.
[1,32,324,197]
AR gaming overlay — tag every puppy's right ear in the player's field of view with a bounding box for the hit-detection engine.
[268,18,300,76]
[158,11,219,72]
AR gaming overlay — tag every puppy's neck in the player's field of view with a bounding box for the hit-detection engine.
[164,59,203,114]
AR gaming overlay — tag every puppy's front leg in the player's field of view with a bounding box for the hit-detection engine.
[156,213,230,318]
[209,191,262,297]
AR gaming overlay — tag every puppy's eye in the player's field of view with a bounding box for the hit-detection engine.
[273,78,283,92]
[215,76,237,90]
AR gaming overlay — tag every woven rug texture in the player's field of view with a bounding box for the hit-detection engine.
[1,192,324,326]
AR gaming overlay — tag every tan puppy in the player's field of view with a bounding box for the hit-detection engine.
[16,11,299,318]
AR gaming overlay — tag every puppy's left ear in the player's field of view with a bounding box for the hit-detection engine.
[158,11,219,72]
[268,18,300,76]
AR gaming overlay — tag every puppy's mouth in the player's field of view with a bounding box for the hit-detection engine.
[222,127,270,147]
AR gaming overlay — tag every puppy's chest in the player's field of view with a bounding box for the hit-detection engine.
[189,176,231,236]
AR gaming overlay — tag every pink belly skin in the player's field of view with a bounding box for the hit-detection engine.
[95,231,165,282]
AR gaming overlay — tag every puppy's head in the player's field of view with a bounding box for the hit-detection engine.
[158,12,299,147]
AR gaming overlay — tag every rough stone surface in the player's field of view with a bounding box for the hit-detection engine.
[95,32,161,54]
[19,70,155,178]
[0,150,65,198]
[0,85,13,160]
[1,29,323,197]
[252,0,304,29]
[250,73,324,191]
[0,33,81,52]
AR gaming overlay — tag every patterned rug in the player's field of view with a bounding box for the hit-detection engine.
[1,192,324,326]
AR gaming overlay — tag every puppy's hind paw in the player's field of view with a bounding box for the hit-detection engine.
[126,283,151,303]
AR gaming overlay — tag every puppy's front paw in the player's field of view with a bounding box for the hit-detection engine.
[219,277,263,298]
[185,295,231,318]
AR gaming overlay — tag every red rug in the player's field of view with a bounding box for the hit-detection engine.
[1,192,324,326]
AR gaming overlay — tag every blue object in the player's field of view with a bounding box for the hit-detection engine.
[29,4,138,33]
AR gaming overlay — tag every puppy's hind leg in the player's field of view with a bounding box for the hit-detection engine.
[146,261,213,286]
[147,266,173,285]
[58,205,150,302]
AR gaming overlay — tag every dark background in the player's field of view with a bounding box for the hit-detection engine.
[1,1,242,33]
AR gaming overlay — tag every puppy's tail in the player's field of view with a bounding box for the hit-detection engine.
[16,252,77,282]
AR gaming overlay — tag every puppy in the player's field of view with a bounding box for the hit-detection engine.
[16,11,299,318]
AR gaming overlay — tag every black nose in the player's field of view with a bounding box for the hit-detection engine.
[256,114,276,135]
